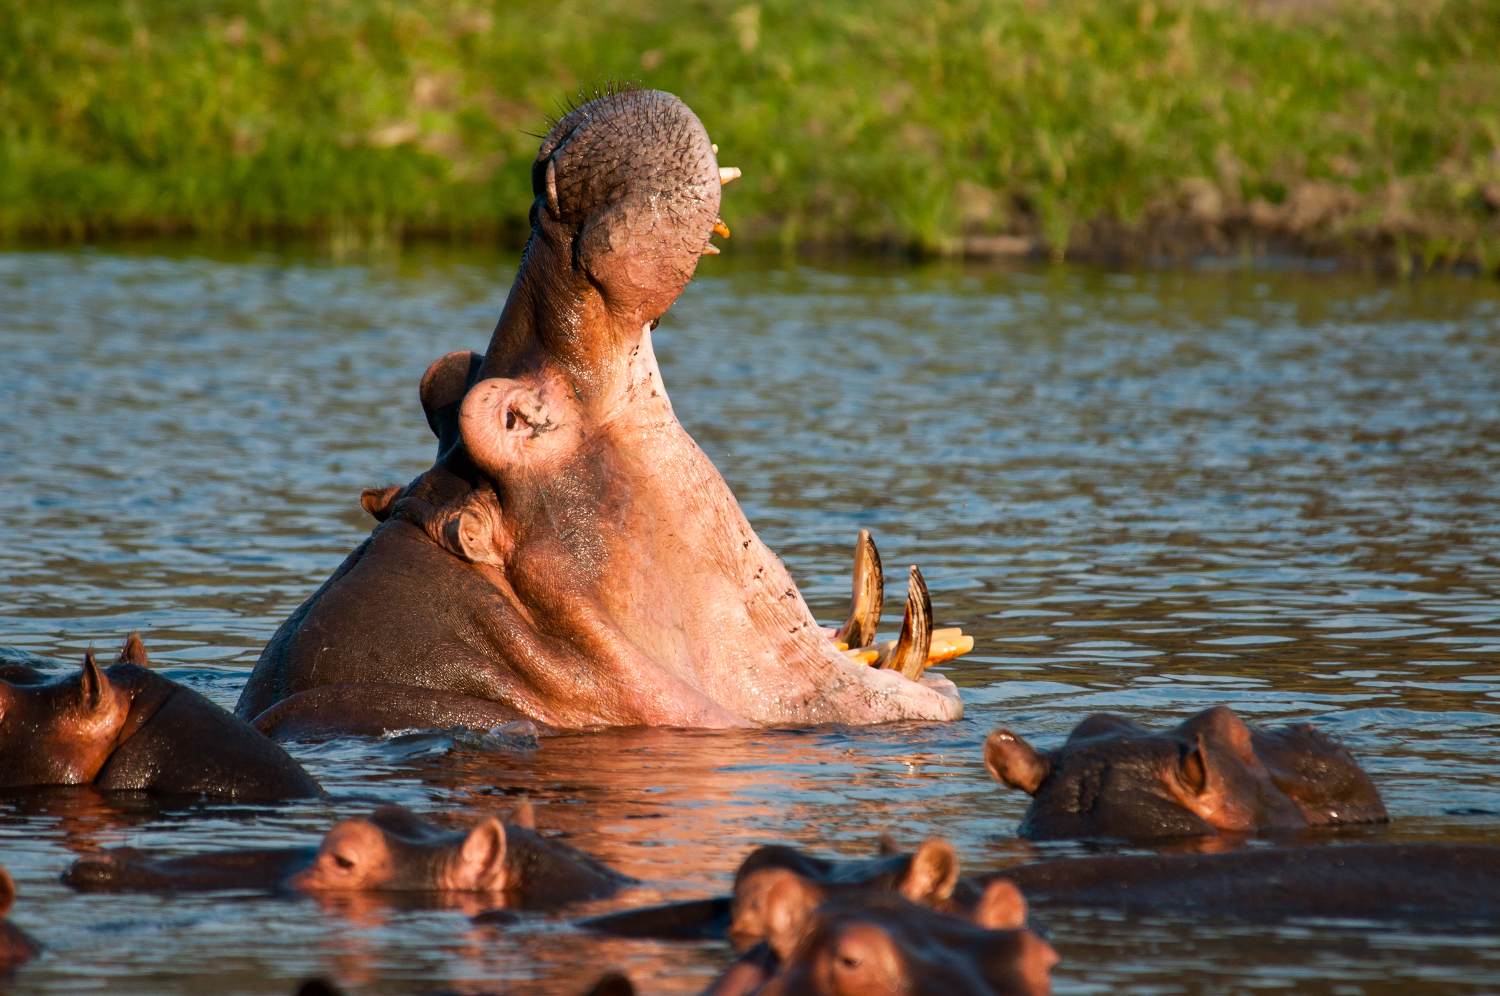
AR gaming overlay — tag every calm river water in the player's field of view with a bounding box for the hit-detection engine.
[2,246,1499,994]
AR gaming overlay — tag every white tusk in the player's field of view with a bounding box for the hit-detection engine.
[719,167,742,185]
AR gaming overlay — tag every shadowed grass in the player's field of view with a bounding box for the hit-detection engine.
[2,0,1498,266]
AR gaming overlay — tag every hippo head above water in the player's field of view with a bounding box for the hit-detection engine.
[985,706,1388,841]
[235,89,963,731]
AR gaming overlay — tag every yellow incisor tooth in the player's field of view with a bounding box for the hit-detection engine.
[719,166,742,185]
[926,634,975,666]
[850,627,973,670]
[702,244,721,255]
[713,219,731,238]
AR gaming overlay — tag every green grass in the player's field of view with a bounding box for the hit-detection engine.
[3,0,1499,266]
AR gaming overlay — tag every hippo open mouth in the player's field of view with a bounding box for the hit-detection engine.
[235,89,966,731]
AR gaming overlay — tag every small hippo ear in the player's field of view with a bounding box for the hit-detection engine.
[0,865,14,918]
[508,798,536,830]
[453,507,501,564]
[876,832,900,857]
[972,878,1028,930]
[360,486,403,523]
[759,871,824,962]
[457,818,508,892]
[985,728,1051,796]
[583,973,635,996]
[900,839,960,903]
[79,649,109,711]
[117,632,148,666]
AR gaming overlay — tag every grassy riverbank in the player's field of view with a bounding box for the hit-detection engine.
[3,0,1498,268]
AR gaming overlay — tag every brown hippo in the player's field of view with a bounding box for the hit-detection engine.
[0,867,40,972]
[233,89,964,733]
[63,802,631,910]
[712,892,1055,996]
[579,836,1033,945]
[0,635,319,800]
[984,706,1387,840]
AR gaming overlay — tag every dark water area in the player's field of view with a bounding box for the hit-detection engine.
[1,245,1499,994]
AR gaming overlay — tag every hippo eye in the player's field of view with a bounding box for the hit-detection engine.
[838,954,861,969]
[334,855,355,870]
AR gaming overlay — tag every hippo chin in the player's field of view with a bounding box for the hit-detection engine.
[986,706,1388,841]
[235,88,962,731]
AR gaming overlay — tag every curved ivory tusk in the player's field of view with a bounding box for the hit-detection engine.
[713,219,731,238]
[834,529,884,649]
[881,566,932,681]
[719,166,742,185]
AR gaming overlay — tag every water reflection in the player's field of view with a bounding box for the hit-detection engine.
[0,247,1498,992]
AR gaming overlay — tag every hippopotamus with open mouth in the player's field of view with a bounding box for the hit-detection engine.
[235,89,964,732]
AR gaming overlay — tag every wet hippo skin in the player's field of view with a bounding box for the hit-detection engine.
[580,838,1035,944]
[986,706,1387,840]
[984,843,1500,922]
[64,802,632,909]
[0,867,41,972]
[0,635,320,800]
[234,88,962,732]
[714,892,1055,996]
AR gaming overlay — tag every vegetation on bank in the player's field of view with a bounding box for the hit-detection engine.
[3,0,1499,267]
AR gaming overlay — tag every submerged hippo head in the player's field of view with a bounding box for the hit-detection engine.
[730,839,1031,953]
[287,802,629,904]
[0,650,130,787]
[751,892,1055,996]
[985,706,1388,841]
[237,89,963,730]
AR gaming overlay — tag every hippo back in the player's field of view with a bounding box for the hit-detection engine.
[96,664,321,800]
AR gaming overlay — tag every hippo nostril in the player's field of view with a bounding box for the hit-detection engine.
[505,410,516,431]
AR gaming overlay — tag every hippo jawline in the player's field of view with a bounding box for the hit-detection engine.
[237,89,962,731]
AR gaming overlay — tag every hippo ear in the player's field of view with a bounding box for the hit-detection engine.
[900,839,960,903]
[360,485,403,523]
[457,818,508,892]
[876,832,900,857]
[444,501,505,565]
[985,728,1051,795]
[972,878,1028,930]
[758,870,824,962]
[79,650,110,711]
[0,865,14,918]
[116,632,148,667]
[508,798,536,830]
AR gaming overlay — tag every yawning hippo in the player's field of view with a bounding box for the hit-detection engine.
[234,89,964,731]
[0,635,320,800]
[985,706,1387,840]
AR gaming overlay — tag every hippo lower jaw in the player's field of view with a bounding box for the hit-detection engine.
[398,326,963,729]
